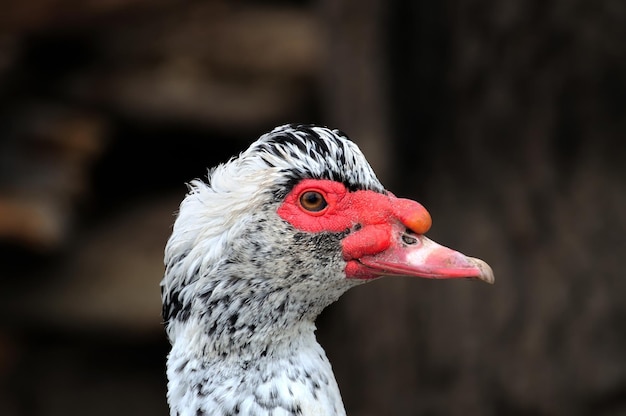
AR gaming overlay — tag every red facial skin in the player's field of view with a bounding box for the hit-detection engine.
[276,179,432,279]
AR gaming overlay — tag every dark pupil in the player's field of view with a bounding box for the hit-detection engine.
[304,192,320,205]
[301,192,326,211]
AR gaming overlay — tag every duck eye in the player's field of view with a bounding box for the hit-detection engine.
[299,191,328,212]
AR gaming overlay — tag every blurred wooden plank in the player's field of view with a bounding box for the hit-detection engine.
[1,194,179,334]
[67,3,321,128]
[0,105,106,250]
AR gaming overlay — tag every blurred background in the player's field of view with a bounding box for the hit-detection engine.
[0,0,625,415]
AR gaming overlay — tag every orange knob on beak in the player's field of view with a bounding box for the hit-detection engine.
[393,198,432,235]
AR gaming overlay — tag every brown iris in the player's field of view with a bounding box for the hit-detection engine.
[299,191,328,212]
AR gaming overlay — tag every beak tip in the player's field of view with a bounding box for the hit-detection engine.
[469,257,495,284]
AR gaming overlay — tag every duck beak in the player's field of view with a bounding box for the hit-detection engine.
[358,228,494,284]
[340,193,494,283]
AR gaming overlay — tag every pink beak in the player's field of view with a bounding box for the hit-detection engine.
[341,196,494,284]
[358,227,494,283]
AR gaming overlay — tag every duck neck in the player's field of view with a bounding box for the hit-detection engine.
[175,277,346,361]
[164,272,354,415]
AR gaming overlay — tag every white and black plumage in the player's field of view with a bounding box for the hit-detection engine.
[161,124,494,416]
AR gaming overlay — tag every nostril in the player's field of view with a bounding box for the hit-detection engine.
[402,231,418,245]
[353,223,362,231]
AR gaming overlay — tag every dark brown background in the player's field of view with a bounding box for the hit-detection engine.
[0,1,625,415]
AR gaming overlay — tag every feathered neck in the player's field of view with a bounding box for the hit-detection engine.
[167,270,353,361]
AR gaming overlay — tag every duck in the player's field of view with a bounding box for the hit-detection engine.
[161,124,494,416]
